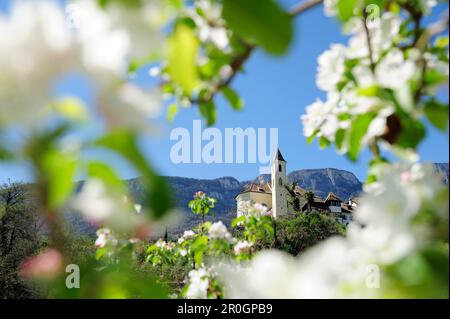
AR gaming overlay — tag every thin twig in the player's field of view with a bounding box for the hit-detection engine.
[362,12,376,72]
[290,0,323,17]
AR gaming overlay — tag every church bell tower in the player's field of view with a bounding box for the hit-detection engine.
[271,149,287,218]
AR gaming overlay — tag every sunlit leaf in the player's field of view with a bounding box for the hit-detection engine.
[222,0,293,55]
[337,0,359,22]
[199,101,217,126]
[166,103,179,122]
[424,99,449,132]
[348,113,376,161]
[222,87,244,111]
[168,23,200,95]
[52,97,89,122]
[41,149,77,209]
[87,161,124,190]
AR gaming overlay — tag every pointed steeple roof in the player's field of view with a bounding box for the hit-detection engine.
[274,149,286,162]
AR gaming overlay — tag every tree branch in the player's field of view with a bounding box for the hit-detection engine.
[189,0,324,105]
[290,0,323,17]
[362,12,376,72]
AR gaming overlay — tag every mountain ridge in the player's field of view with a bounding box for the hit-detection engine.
[128,163,448,234]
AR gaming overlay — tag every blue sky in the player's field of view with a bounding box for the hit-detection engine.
[0,0,448,183]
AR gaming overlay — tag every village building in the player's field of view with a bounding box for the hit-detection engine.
[235,149,357,225]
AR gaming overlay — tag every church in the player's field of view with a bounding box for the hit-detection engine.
[235,149,355,224]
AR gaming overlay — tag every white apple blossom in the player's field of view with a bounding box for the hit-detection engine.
[95,228,118,248]
[301,93,351,142]
[182,230,196,240]
[0,0,75,125]
[375,49,417,90]
[98,83,162,131]
[185,268,210,299]
[316,44,346,91]
[71,179,118,222]
[218,163,448,298]
[186,0,230,50]
[208,221,231,240]
[233,241,253,255]
[419,0,438,15]
[155,239,167,249]
[69,0,165,77]
[346,13,402,61]
[71,178,144,231]
[323,0,338,17]
[237,200,272,220]
[179,249,188,257]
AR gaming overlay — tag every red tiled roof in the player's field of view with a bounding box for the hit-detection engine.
[325,192,342,202]
[236,182,272,197]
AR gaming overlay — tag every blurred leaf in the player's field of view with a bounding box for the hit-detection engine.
[348,113,376,161]
[434,36,449,49]
[199,101,217,126]
[319,136,330,149]
[222,0,293,55]
[424,99,449,131]
[424,69,448,87]
[306,130,319,144]
[222,87,244,110]
[41,149,77,209]
[95,248,107,260]
[49,258,167,298]
[335,128,346,150]
[337,0,359,22]
[166,103,179,122]
[395,117,426,149]
[231,216,246,228]
[357,85,380,97]
[95,130,172,219]
[168,23,200,95]
[192,235,208,267]
[52,97,89,122]
[87,161,124,190]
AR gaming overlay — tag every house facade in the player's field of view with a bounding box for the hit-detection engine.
[235,149,358,225]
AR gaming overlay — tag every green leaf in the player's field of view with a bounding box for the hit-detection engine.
[167,23,200,95]
[95,248,107,260]
[395,118,426,149]
[222,87,244,111]
[424,69,448,87]
[166,103,179,122]
[87,161,124,190]
[337,0,359,22]
[306,130,319,144]
[191,235,208,267]
[95,130,173,219]
[199,101,217,126]
[357,85,380,97]
[41,149,77,209]
[424,100,449,131]
[222,0,293,55]
[51,97,89,122]
[231,215,246,228]
[319,136,330,149]
[348,113,376,161]
[434,36,449,49]
[335,128,346,150]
